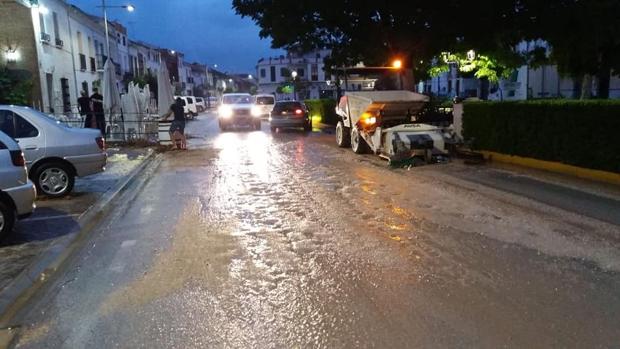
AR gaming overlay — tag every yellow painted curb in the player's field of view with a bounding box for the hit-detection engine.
[480,151,620,186]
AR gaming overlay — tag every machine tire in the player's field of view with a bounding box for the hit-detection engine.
[351,127,369,154]
[254,120,261,130]
[270,126,277,133]
[0,200,15,238]
[336,121,351,148]
[304,120,312,132]
[34,162,75,198]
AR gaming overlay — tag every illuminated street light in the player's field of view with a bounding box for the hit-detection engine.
[6,50,20,63]
[392,59,403,69]
[291,71,298,78]
[248,74,253,79]
[96,2,136,61]
[170,50,175,54]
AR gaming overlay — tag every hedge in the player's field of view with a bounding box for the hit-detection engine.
[463,100,620,173]
[305,99,339,125]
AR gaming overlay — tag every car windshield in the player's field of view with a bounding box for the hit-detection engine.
[273,101,304,112]
[256,96,275,105]
[222,95,253,104]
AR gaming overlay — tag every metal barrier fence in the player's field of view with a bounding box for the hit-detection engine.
[57,113,161,143]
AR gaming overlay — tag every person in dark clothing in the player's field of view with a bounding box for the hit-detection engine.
[78,91,95,129]
[161,98,187,149]
[90,88,105,137]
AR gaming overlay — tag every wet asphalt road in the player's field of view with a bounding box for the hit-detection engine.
[10,113,620,348]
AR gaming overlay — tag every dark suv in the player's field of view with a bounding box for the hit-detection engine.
[269,101,311,132]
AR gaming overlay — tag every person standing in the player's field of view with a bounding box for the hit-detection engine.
[90,88,105,137]
[161,97,187,150]
[78,91,95,129]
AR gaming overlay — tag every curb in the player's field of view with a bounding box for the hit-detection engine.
[0,148,159,328]
[480,151,620,186]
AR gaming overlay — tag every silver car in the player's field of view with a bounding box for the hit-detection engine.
[0,106,107,198]
[0,131,36,236]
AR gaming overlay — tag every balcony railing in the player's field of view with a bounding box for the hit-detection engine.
[55,38,63,47]
[79,54,87,71]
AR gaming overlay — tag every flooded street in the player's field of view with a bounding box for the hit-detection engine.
[11,113,620,348]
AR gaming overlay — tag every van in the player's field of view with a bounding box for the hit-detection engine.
[254,94,276,119]
[174,96,198,119]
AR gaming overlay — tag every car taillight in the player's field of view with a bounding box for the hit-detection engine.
[96,137,106,150]
[9,150,25,167]
[295,109,303,115]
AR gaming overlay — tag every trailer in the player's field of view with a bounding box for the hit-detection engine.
[335,90,452,164]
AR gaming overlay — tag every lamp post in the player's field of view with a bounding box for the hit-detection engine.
[392,59,403,89]
[291,70,298,100]
[96,1,135,61]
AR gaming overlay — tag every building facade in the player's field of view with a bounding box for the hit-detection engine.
[256,49,333,100]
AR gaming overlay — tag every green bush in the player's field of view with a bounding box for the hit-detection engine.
[463,100,620,173]
[304,99,339,125]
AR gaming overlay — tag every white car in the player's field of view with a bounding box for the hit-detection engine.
[218,93,261,131]
[254,94,276,119]
[0,131,36,236]
[0,106,107,198]
[174,96,198,119]
[195,97,206,112]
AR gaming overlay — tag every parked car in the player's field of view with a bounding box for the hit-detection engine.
[0,131,36,236]
[207,96,219,108]
[269,101,312,132]
[174,96,198,119]
[254,94,276,119]
[0,106,107,198]
[195,97,206,113]
[218,93,261,131]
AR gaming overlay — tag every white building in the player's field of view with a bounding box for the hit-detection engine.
[128,40,161,78]
[256,49,334,100]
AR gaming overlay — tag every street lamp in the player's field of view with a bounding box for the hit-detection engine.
[291,71,298,100]
[96,1,135,61]
[392,59,403,89]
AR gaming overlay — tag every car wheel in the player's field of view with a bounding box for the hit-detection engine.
[254,121,261,130]
[0,201,15,237]
[304,120,312,132]
[336,121,351,148]
[270,126,277,133]
[351,127,369,154]
[34,162,75,198]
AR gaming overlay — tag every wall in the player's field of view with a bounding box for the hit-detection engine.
[0,0,41,107]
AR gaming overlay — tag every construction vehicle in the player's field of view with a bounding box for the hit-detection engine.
[335,90,453,165]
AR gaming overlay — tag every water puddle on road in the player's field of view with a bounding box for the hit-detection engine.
[100,200,237,314]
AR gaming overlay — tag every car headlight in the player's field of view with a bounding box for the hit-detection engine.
[219,106,233,119]
[251,106,262,117]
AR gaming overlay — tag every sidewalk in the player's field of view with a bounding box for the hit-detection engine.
[0,146,153,294]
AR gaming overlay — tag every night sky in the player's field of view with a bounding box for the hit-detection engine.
[68,0,283,73]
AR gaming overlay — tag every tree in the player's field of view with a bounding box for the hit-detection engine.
[0,67,32,106]
[234,0,620,98]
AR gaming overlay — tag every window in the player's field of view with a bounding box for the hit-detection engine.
[82,81,89,94]
[260,69,266,78]
[39,12,46,34]
[77,31,83,54]
[122,36,126,46]
[270,66,276,82]
[0,111,39,138]
[297,68,305,77]
[311,64,318,81]
[280,67,288,77]
[52,12,60,40]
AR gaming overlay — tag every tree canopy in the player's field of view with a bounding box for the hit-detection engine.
[233,0,620,90]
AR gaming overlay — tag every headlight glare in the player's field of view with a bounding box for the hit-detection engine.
[219,106,233,119]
